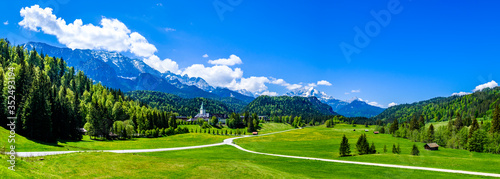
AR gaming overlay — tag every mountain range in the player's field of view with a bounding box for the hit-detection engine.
[23,41,384,117]
[23,42,254,103]
[285,87,385,118]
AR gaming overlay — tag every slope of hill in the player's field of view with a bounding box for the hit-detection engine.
[336,99,385,118]
[126,90,246,116]
[373,87,500,122]
[242,96,339,118]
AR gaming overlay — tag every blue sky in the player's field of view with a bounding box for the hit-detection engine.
[1,0,499,107]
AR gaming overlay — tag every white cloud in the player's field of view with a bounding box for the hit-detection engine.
[202,54,209,58]
[164,27,176,32]
[345,92,350,95]
[451,92,471,96]
[3,21,8,25]
[156,3,163,6]
[18,5,185,73]
[270,78,303,90]
[473,80,498,92]
[317,80,332,86]
[182,64,243,87]
[258,91,279,96]
[227,76,270,93]
[129,32,157,57]
[368,101,384,108]
[351,89,361,93]
[388,102,397,107]
[143,56,180,74]
[286,84,303,90]
[307,83,317,87]
[208,54,242,66]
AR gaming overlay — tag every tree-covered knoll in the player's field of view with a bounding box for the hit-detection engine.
[126,90,245,116]
[373,87,500,123]
[243,96,338,120]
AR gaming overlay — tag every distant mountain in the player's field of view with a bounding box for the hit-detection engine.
[373,87,500,122]
[285,87,384,118]
[243,96,339,118]
[336,98,385,118]
[285,87,333,100]
[23,42,254,102]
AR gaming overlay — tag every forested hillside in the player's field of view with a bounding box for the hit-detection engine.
[0,39,180,142]
[126,90,246,116]
[243,96,338,119]
[373,87,500,122]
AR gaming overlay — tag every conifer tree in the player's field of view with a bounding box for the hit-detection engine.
[411,144,420,156]
[491,105,500,133]
[339,134,351,157]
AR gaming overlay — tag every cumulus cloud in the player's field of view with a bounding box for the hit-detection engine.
[3,21,8,25]
[307,83,317,87]
[208,54,242,66]
[228,76,270,93]
[388,102,397,107]
[203,54,209,58]
[317,80,332,86]
[473,80,498,92]
[182,64,243,88]
[143,56,180,74]
[270,78,303,90]
[451,92,471,96]
[351,89,361,93]
[18,5,182,73]
[129,32,157,57]
[368,101,384,108]
[258,91,279,96]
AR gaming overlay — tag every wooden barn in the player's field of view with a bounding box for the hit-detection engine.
[424,143,439,150]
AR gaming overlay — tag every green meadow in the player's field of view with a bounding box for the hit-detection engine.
[1,145,484,179]
[0,126,228,152]
[236,124,500,174]
[0,123,292,152]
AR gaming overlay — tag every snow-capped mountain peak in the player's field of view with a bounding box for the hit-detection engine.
[285,87,333,100]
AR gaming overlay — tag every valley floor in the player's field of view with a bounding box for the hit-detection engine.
[2,123,499,178]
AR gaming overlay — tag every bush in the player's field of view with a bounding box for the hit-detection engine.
[411,144,420,156]
[201,122,211,129]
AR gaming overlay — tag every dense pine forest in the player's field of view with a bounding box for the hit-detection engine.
[126,90,242,117]
[373,87,500,123]
[0,39,182,142]
[243,96,339,123]
[371,89,500,154]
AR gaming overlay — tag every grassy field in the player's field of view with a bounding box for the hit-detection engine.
[0,127,229,152]
[0,123,291,152]
[0,145,484,178]
[180,122,294,135]
[236,124,500,174]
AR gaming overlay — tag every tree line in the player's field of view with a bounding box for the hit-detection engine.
[0,39,182,142]
[376,105,500,154]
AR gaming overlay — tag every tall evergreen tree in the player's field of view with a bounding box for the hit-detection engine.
[491,105,500,133]
[339,134,351,156]
[411,144,420,156]
[469,118,480,139]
